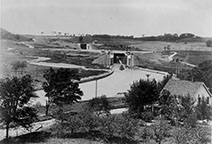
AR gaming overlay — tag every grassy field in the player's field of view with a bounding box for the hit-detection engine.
[0,40,107,80]
[174,50,212,65]
[129,41,212,52]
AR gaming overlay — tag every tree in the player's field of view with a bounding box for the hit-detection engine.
[206,40,212,47]
[196,97,212,120]
[78,36,83,43]
[125,79,160,118]
[179,95,197,127]
[159,92,197,127]
[159,91,181,124]
[179,60,212,92]
[0,74,37,139]
[43,68,83,115]
[88,95,110,116]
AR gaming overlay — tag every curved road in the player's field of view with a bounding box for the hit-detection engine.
[32,64,167,105]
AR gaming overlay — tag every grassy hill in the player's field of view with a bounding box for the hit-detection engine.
[0,28,33,42]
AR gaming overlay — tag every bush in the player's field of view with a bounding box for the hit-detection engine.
[100,113,139,139]
[125,79,160,118]
[88,95,110,116]
[140,111,154,122]
[172,126,211,144]
[78,109,102,132]
[140,120,171,144]
[206,40,212,47]
[196,97,212,120]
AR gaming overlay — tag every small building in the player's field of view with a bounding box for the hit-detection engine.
[161,79,212,105]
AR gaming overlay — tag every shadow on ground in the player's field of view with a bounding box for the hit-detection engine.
[0,130,139,144]
[58,130,139,144]
[0,131,51,144]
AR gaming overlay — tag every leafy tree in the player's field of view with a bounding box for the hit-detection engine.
[159,91,181,124]
[159,92,197,127]
[173,126,211,144]
[88,95,110,116]
[100,113,138,139]
[206,40,212,47]
[179,95,197,127]
[0,74,37,139]
[142,120,171,144]
[78,36,83,43]
[125,79,160,118]
[78,108,101,132]
[43,68,83,115]
[196,97,212,120]
[179,60,212,92]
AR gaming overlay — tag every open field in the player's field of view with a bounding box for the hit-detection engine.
[174,50,212,65]
[129,41,212,52]
[0,40,107,79]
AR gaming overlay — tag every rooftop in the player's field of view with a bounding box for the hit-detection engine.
[162,79,204,97]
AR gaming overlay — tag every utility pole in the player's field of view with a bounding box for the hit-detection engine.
[95,80,98,98]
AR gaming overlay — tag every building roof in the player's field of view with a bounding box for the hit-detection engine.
[162,79,210,97]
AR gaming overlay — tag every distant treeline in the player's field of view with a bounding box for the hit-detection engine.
[136,33,202,42]
[92,34,134,39]
[0,28,33,42]
[90,33,203,42]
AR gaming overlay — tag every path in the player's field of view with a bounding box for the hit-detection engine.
[168,51,197,67]
[0,119,56,141]
[168,52,177,62]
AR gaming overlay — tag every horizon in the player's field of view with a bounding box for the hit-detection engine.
[1,0,212,37]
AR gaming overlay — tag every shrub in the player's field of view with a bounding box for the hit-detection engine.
[172,126,211,144]
[88,95,110,116]
[196,97,212,120]
[140,111,154,122]
[125,79,160,118]
[140,126,155,143]
[53,109,100,137]
[206,40,212,47]
[159,93,198,127]
[140,120,171,144]
[100,113,139,139]
[78,109,101,132]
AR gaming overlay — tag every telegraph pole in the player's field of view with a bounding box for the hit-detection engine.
[95,80,98,98]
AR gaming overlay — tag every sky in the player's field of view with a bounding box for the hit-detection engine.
[1,0,212,37]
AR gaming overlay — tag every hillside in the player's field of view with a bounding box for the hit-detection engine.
[0,28,33,42]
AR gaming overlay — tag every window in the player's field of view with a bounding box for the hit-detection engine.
[207,97,209,104]
[198,95,201,104]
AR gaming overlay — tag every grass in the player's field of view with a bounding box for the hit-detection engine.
[129,41,212,52]
[34,96,126,116]
[174,50,212,65]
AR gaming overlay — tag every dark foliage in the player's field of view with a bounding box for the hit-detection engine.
[88,95,111,116]
[140,120,171,144]
[0,131,51,144]
[43,68,83,111]
[173,126,211,144]
[206,40,212,47]
[196,97,212,120]
[125,79,161,118]
[159,92,197,127]
[136,33,201,42]
[179,60,212,92]
[0,74,37,139]
[0,28,32,41]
